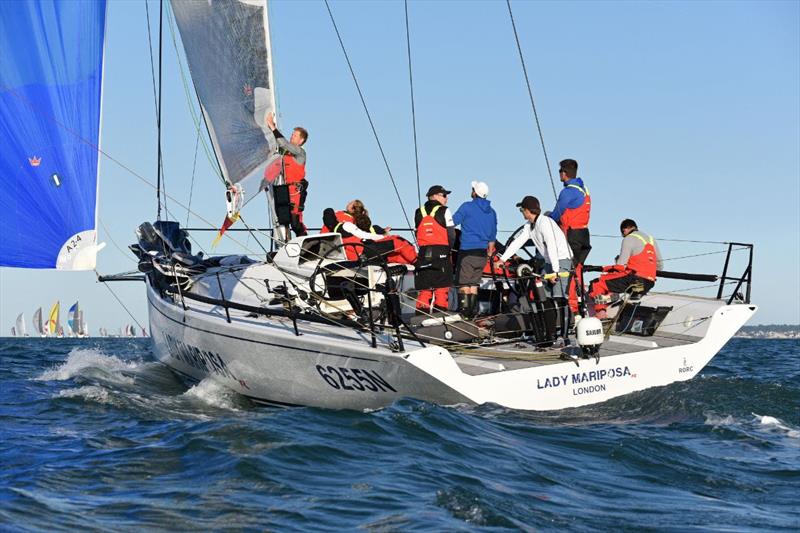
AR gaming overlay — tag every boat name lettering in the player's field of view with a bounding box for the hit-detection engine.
[573,384,607,395]
[537,366,632,390]
[163,334,237,380]
[316,365,396,393]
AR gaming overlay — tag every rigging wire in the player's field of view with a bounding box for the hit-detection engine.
[156,0,166,220]
[162,1,227,187]
[186,130,200,226]
[164,3,225,183]
[323,0,415,234]
[404,0,422,209]
[94,269,145,331]
[506,0,558,201]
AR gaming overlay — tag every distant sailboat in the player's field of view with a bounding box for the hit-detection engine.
[47,301,60,337]
[67,302,78,337]
[15,313,26,337]
[11,326,16,337]
[32,307,46,337]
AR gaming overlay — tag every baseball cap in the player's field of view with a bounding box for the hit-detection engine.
[426,185,451,197]
[471,180,489,199]
[516,196,540,211]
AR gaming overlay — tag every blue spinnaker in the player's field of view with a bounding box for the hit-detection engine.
[0,0,107,269]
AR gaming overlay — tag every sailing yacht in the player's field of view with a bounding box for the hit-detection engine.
[1,1,756,410]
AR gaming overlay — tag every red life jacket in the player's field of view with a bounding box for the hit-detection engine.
[559,184,591,232]
[626,233,657,281]
[416,204,448,247]
[322,210,353,233]
[334,221,363,261]
[264,154,306,213]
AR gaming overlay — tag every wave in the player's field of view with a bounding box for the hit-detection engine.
[35,347,140,382]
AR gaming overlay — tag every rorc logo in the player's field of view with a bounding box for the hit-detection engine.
[678,357,694,374]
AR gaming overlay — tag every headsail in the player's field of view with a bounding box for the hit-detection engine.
[16,313,26,337]
[170,0,280,208]
[0,1,108,269]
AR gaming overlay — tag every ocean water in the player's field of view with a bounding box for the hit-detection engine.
[0,338,797,532]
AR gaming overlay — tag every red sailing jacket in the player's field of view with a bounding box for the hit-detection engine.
[626,233,658,281]
[334,221,364,261]
[322,210,353,234]
[559,184,591,231]
[416,205,448,247]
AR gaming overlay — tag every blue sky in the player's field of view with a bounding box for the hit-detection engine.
[1,0,798,333]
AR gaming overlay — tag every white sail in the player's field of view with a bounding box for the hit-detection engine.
[170,0,279,208]
[15,313,26,337]
[32,307,45,336]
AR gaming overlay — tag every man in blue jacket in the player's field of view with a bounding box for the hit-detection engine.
[452,181,497,318]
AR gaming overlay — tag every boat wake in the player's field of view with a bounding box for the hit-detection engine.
[34,345,249,418]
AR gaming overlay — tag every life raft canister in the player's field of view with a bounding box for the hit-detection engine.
[626,233,657,281]
[416,204,448,247]
[559,184,591,231]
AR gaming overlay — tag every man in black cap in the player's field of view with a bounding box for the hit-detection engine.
[413,185,456,314]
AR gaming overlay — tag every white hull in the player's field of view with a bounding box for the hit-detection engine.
[147,281,756,411]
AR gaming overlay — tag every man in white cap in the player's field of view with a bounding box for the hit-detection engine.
[452,180,497,318]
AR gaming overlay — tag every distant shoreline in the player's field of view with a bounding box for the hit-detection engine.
[735,325,799,339]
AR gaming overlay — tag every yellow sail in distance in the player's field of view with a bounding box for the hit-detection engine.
[48,301,60,335]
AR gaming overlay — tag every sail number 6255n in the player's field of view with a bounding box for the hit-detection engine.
[316,365,396,393]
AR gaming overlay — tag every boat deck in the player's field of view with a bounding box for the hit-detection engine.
[451,330,701,376]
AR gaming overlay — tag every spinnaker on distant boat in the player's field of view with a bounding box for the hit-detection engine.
[47,301,60,337]
[0,0,107,270]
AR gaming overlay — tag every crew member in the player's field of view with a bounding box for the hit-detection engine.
[548,158,591,314]
[414,185,456,314]
[322,200,384,261]
[452,181,497,318]
[496,196,573,344]
[264,112,309,237]
[321,203,355,233]
[588,219,663,319]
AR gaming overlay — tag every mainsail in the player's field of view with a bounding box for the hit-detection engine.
[15,313,26,337]
[32,307,45,336]
[0,1,108,269]
[47,301,60,336]
[170,0,280,209]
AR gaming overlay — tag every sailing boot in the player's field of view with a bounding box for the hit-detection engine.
[467,293,479,319]
[457,292,472,320]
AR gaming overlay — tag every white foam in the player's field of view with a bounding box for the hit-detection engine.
[36,348,138,382]
[704,413,735,427]
[57,385,111,404]
[183,378,239,410]
[753,413,800,439]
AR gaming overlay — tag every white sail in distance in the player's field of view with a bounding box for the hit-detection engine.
[16,313,26,337]
[32,307,45,336]
[170,0,279,209]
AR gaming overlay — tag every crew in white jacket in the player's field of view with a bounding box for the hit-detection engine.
[496,196,573,298]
